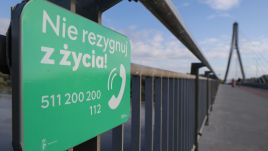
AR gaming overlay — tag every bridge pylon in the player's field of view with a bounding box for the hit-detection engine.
[224,22,246,83]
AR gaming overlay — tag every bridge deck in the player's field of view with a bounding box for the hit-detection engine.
[200,85,268,151]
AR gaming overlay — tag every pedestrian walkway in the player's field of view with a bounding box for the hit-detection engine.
[199,85,268,151]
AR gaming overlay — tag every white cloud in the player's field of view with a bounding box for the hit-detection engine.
[0,19,10,35]
[121,27,198,73]
[240,39,268,54]
[122,27,222,76]
[207,12,233,20]
[182,2,191,7]
[121,26,268,79]
[201,0,240,11]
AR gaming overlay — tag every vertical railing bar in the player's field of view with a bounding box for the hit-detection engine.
[186,79,189,150]
[199,81,201,130]
[210,81,213,112]
[202,81,204,128]
[212,81,214,107]
[187,79,190,150]
[193,81,195,148]
[173,78,176,151]
[112,125,124,151]
[201,80,203,124]
[168,78,174,151]
[210,80,211,109]
[206,79,209,126]
[203,81,205,127]
[205,81,207,120]
[203,81,204,122]
[205,80,207,118]
[197,79,200,132]
[161,78,169,151]
[187,79,190,151]
[174,79,179,151]
[145,77,154,151]
[182,79,185,151]
[190,80,193,150]
[191,80,194,149]
[179,79,182,151]
[210,81,211,111]
[199,81,202,130]
[189,79,192,151]
[188,79,190,151]
[213,81,215,110]
[184,79,186,151]
[179,79,184,151]
[210,80,212,109]
[177,79,180,151]
[192,80,195,149]
[173,78,175,151]
[153,77,162,151]
[172,78,175,151]
[131,75,141,151]
[189,80,192,150]
[185,79,188,151]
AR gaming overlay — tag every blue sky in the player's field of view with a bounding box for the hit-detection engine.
[1,0,268,79]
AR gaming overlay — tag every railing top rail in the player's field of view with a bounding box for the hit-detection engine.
[131,63,211,80]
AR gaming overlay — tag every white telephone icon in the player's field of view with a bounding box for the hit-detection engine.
[108,64,126,110]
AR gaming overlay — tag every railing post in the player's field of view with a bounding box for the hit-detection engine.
[0,35,9,74]
[131,75,141,151]
[11,3,25,150]
[190,80,195,150]
[210,74,217,112]
[191,63,204,151]
[112,125,124,151]
[75,0,101,150]
[48,1,104,150]
[205,71,212,126]
[186,79,189,151]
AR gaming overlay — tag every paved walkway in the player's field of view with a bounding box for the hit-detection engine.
[200,85,268,151]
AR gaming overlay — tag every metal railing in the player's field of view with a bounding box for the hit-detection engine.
[242,75,268,89]
[94,64,219,151]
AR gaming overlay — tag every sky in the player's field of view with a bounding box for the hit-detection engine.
[0,0,268,79]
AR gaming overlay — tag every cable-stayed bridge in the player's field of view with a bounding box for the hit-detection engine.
[0,1,267,151]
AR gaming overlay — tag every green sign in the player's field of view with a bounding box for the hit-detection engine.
[20,0,130,150]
